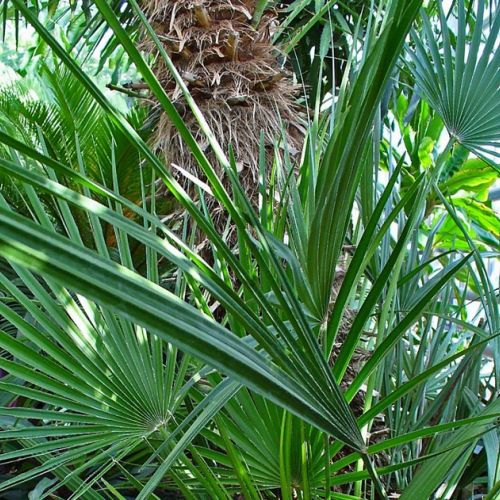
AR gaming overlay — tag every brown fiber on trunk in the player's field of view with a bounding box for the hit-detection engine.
[142,0,303,203]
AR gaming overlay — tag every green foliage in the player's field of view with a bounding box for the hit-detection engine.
[0,0,498,499]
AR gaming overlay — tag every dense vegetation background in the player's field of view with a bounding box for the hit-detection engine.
[0,0,498,498]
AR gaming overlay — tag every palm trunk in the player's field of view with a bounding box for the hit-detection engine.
[143,0,301,200]
[142,1,388,494]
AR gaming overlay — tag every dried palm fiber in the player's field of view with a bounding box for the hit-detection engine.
[141,0,303,211]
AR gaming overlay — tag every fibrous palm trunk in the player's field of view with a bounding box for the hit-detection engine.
[140,2,388,493]
[143,0,370,424]
[142,0,301,200]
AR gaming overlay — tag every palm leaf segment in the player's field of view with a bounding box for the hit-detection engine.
[410,0,500,161]
[0,261,191,494]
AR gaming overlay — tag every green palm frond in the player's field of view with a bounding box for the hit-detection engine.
[409,0,500,161]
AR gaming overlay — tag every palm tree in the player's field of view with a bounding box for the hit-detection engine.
[0,0,498,498]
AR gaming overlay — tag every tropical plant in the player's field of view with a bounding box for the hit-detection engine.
[0,0,498,499]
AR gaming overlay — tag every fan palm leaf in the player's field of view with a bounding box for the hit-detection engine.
[409,0,500,161]
[0,220,205,494]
